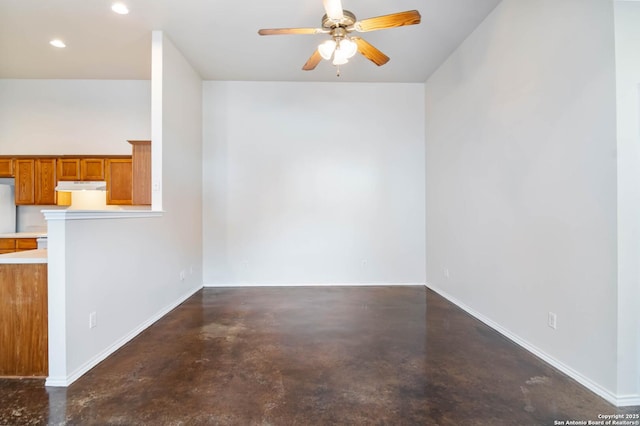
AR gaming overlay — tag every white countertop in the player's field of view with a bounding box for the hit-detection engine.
[0,232,47,239]
[0,249,48,264]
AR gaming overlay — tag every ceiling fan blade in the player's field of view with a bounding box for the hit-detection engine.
[352,37,390,66]
[354,10,421,32]
[258,28,324,36]
[302,50,323,71]
[323,0,344,21]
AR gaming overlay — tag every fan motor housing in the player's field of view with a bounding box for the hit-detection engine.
[321,10,356,30]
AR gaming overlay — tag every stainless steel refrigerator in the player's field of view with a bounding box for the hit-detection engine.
[0,184,16,233]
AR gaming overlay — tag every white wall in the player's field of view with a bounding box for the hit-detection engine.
[156,31,203,289]
[614,0,640,402]
[46,32,203,385]
[203,81,425,286]
[0,80,150,155]
[425,0,619,401]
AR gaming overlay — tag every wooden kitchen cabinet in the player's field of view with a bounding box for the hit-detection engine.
[9,154,135,206]
[0,238,37,254]
[57,158,105,181]
[16,239,38,252]
[0,263,48,377]
[57,158,81,180]
[0,239,15,255]
[0,158,14,177]
[81,158,105,180]
[129,140,151,205]
[35,159,56,205]
[106,158,132,205]
[15,159,57,205]
[14,159,35,205]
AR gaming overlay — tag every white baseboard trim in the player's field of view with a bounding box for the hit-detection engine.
[44,376,68,387]
[616,395,640,407]
[45,285,202,388]
[203,282,426,288]
[426,283,639,408]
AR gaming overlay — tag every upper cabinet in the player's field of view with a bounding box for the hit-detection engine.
[57,157,105,181]
[0,158,14,177]
[15,158,56,205]
[14,159,35,204]
[35,159,57,205]
[57,158,80,181]
[0,141,151,207]
[81,158,105,181]
[105,158,132,205]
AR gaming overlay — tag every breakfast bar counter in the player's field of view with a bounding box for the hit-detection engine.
[0,249,47,264]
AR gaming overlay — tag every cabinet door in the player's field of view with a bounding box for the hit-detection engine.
[0,238,16,254]
[106,159,132,205]
[14,159,35,205]
[57,158,80,181]
[35,159,57,205]
[0,158,14,177]
[81,158,105,181]
[16,238,37,251]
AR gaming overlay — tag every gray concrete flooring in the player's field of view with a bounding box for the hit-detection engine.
[1,286,638,425]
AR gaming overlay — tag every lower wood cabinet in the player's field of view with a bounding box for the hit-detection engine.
[0,239,38,254]
[0,263,48,377]
[0,239,15,255]
[16,239,37,251]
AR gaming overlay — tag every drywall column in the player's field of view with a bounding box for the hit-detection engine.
[44,214,67,386]
[614,0,640,404]
[151,31,163,211]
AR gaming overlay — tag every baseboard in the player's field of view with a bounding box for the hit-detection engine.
[616,395,640,407]
[45,285,202,388]
[203,282,426,288]
[426,283,639,408]
[44,376,68,387]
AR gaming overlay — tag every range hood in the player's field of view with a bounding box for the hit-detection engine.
[55,181,107,191]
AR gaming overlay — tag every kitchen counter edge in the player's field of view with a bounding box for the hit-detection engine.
[0,249,47,264]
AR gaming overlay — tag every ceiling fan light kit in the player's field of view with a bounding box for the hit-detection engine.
[258,0,421,76]
[319,37,357,65]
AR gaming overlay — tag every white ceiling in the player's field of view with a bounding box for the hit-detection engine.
[0,0,501,82]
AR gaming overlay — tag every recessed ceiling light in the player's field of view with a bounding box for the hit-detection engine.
[50,39,66,48]
[111,3,129,15]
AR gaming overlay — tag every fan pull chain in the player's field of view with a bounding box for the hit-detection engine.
[336,66,341,77]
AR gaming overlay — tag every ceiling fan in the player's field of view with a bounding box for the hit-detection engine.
[258,0,421,74]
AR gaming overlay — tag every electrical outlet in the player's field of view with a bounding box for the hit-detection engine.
[89,312,97,329]
[548,312,557,329]
[179,270,186,281]
[444,268,450,279]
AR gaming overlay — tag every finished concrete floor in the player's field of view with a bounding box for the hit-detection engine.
[1,286,638,425]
